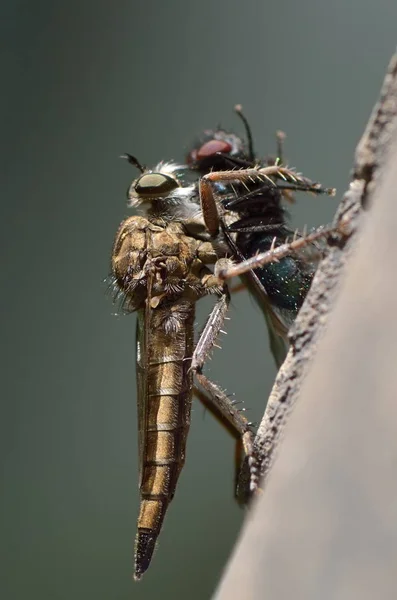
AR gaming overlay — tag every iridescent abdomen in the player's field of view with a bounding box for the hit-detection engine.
[243,234,316,314]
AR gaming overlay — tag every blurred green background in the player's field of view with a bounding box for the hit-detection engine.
[2,1,396,598]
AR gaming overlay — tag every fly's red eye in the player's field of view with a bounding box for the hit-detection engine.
[196,140,233,159]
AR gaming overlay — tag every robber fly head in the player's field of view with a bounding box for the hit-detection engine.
[122,153,190,207]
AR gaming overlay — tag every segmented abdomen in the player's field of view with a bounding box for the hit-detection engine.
[134,302,195,580]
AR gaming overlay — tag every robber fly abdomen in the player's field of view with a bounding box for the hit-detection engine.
[135,299,194,580]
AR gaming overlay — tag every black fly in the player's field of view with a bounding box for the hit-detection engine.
[186,105,335,366]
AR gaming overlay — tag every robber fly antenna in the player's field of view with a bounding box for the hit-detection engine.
[120,153,146,173]
[234,104,255,162]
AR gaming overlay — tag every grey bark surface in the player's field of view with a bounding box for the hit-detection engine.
[214,52,397,599]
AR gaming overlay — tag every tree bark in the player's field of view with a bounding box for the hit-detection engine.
[214,51,397,600]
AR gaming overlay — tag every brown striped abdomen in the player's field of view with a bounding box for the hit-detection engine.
[134,302,195,580]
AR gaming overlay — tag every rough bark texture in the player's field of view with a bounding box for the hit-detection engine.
[214,51,397,599]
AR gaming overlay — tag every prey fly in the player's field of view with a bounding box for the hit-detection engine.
[187,105,336,366]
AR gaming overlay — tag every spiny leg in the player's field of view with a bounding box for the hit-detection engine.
[194,384,246,503]
[218,224,341,281]
[222,181,332,213]
[191,290,259,495]
[202,165,336,193]
[191,290,230,372]
[276,130,286,165]
[194,371,259,495]
[199,165,336,236]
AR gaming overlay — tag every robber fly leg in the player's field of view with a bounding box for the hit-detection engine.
[191,289,230,369]
[200,167,271,237]
[200,166,334,237]
[199,167,280,236]
[218,224,340,281]
[199,176,221,237]
[193,370,259,497]
[190,290,259,495]
[199,165,335,237]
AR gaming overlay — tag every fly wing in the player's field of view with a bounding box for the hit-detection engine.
[290,229,325,274]
[135,274,153,488]
[243,267,289,368]
[223,228,289,368]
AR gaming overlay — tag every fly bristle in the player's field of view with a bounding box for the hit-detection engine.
[164,282,184,294]
[134,529,158,581]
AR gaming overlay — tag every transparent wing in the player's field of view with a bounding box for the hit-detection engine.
[223,228,289,368]
[244,266,289,369]
[135,274,153,488]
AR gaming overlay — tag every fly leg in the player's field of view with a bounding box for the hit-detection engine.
[275,130,286,165]
[190,288,260,497]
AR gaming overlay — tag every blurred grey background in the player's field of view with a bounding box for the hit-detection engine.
[1,1,396,599]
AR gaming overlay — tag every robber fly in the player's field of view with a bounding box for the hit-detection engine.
[111,157,259,580]
[187,106,336,366]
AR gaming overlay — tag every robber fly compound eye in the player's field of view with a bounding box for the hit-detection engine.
[134,172,180,198]
[127,171,182,205]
